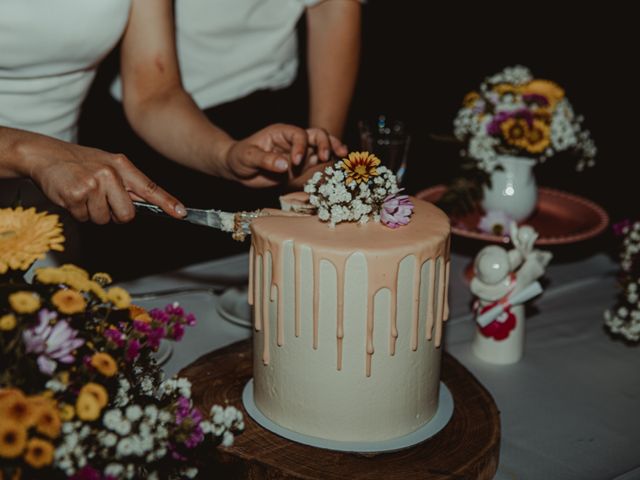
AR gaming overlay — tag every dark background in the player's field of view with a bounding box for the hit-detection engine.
[77,2,638,280]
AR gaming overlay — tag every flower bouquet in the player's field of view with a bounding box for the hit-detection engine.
[1,207,243,479]
[604,221,640,342]
[441,65,596,229]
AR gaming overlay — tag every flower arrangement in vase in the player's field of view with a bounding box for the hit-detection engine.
[0,207,243,479]
[448,65,596,230]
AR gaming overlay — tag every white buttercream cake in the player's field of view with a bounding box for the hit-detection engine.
[248,153,451,442]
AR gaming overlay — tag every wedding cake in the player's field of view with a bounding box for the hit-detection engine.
[248,153,451,442]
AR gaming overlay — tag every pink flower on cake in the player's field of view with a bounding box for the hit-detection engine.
[381,194,414,229]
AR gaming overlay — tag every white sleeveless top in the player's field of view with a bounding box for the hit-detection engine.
[0,0,131,142]
[112,0,320,110]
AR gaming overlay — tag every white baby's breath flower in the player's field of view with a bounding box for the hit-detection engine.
[126,405,143,422]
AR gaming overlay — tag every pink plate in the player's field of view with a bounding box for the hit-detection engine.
[416,185,609,246]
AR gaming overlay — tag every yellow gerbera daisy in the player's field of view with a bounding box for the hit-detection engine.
[340,151,381,185]
[90,352,118,377]
[0,391,37,428]
[51,289,86,315]
[23,438,54,468]
[8,291,41,314]
[107,287,131,309]
[0,313,17,331]
[75,392,102,421]
[0,420,27,459]
[79,383,108,409]
[0,207,64,275]
[59,404,75,421]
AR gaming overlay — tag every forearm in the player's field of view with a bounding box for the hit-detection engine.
[307,0,361,138]
[0,126,53,178]
[123,90,235,179]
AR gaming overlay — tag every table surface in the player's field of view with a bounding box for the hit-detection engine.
[121,248,640,480]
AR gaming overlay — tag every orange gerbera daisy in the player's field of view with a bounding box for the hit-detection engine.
[0,420,27,459]
[340,151,381,185]
[79,383,108,409]
[23,438,54,468]
[90,352,118,377]
[75,393,101,421]
[29,396,61,439]
[51,289,86,315]
[0,390,37,427]
[0,207,64,275]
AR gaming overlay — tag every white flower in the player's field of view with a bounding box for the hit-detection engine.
[102,433,118,448]
[115,419,132,436]
[126,405,143,422]
[103,409,123,431]
[116,438,134,458]
[105,463,124,477]
[222,431,234,447]
[184,467,199,479]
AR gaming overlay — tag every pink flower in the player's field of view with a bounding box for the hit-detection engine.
[126,339,141,362]
[22,309,84,375]
[381,194,414,229]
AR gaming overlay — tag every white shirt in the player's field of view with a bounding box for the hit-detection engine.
[0,0,131,142]
[112,0,320,109]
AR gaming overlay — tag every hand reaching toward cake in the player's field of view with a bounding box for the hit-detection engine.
[222,124,347,188]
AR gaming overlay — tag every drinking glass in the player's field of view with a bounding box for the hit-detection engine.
[359,115,411,184]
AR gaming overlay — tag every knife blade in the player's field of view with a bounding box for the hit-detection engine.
[132,201,261,240]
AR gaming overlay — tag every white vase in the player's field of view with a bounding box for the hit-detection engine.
[481,155,537,222]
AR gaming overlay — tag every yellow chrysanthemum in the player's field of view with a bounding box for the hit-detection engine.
[79,383,108,409]
[462,91,480,107]
[91,272,112,286]
[0,207,65,275]
[90,352,118,377]
[524,119,551,154]
[8,291,41,314]
[107,287,131,309]
[51,289,86,315]
[0,313,17,331]
[87,281,108,303]
[23,438,54,468]
[0,420,27,459]
[521,79,565,107]
[0,391,37,428]
[34,266,67,285]
[129,305,151,323]
[340,151,381,185]
[59,404,75,421]
[75,392,101,421]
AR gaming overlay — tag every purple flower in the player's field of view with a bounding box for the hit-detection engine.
[148,327,165,350]
[22,309,84,375]
[486,109,534,136]
[133,319,151,334]
[381,194,414,229]
[150,308,169,324]
[126,339,141,362]
[104,327,125,347]
[523,93,549,106]
[172,323,185,341]
[185,313,196,326]
[478,210,515,236]
[613,219,632,236]
[165,302,184,317]
[70,467,103,480]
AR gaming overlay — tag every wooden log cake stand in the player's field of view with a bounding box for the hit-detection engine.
[180,340,500,479]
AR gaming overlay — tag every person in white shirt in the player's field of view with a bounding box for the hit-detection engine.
[0,0,346,224]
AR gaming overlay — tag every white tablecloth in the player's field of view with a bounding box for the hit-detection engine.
[121,250,640,480]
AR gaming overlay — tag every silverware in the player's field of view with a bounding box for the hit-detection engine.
[133,201,262,240]
[130,286,227,301]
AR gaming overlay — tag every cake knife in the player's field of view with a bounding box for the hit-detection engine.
[132,201,262,241]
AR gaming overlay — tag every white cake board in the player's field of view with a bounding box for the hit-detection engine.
[242,379,454,453]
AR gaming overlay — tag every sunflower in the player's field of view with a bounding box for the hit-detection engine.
[23,438,54,468]
[340,151,381,185]
[0,390,37,427]
[129,305,151,323]
[0,207,64,275]
[0,420,27,458]
[8,291,41,314]
[90,352,118,377]
[0,313,17,331]
[51,289,86,315]
[500,117,530,149]
[107,287,131,309]
[523,119,551,154]
[79,383,108,409]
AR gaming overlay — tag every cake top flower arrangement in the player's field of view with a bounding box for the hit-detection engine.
[604,221,640,342]
[453,65,597,173]
[304,151,414,228]
[1,207,243,479]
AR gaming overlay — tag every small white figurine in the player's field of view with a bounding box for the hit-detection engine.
[470,224,552,364]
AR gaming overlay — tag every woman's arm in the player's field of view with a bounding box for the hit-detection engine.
[120,0,345,188]
[0,126,185,222]
[306,0,361,138]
